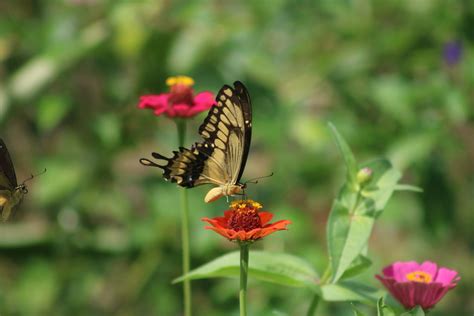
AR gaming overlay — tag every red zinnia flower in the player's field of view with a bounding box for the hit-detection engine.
[376,261,460,311]
[202,200,291,242]
[138,75,215,118]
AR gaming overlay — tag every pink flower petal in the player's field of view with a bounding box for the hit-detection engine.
[138,94,169,109]
[390,261,421,282]
[435,267,459,285]
[419,261,438,278]
[153,107,167,116]
[193,91,215,107]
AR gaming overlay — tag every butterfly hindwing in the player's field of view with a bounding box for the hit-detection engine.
[140,81,252,196]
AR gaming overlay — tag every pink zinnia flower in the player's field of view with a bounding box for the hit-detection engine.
[138,75,215,118]
[376,261,460,311]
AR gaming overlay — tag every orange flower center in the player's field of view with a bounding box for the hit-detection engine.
[406,271,432,283]
[228,200,263,232]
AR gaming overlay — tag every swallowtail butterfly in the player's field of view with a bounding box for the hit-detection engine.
[140,81,252,203]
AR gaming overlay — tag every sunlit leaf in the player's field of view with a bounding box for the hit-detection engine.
[174,250,319,290]
[327,129,404,282]
[321,281,382,304]
[340,255,372,280]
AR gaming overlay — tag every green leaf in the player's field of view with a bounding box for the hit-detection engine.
[328,122,358,189]
[351,303,367,316]
[321,281,382,304]
[328,156,403,282]
[393,184,423,192]
[340,255,372,280]
[327,200,375,282]
[359,159,402,216]
[400,306,425,316]
[174,250,319,290]
[377,297,396,316]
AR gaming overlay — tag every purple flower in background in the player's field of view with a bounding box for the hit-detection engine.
[443,41,462,66]
[376,261,459,311]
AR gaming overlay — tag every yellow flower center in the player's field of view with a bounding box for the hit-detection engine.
[230,199,262,211]
[406,271,432,283]
[166,76,194,87]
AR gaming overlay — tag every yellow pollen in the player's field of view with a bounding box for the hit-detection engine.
[406,271,432,283]
[166,76,194,87]
[230,199,262,211]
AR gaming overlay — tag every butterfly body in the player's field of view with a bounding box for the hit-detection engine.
[140,81,252,203]
[204,183,244,203]
[0,185,27,221]
[0,139,28,221]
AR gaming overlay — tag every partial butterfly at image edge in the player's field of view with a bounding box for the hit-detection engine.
[140,81,252,203]
[0,139,45,221]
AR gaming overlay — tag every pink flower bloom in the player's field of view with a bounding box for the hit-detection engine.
[138,76,215,118]
[376,261,460,311]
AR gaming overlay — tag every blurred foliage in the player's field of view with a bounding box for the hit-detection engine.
[0,0,473,315]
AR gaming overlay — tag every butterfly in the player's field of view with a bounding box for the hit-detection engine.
[140,81,252,203]
[0,138,30,221]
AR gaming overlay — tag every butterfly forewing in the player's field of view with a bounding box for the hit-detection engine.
[0,139,24,220]
[140,81,252,198]
[0,139,18,190]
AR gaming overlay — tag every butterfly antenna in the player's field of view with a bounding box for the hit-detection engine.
[244,172,274,185]
[23,168,47,184]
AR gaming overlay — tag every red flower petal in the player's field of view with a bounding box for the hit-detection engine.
[202,202,290,242]
[259,212,274,225]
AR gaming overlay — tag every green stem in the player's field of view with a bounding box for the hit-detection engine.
[306,294,320,316]
[176,120,192,316]
[239,242,250,316]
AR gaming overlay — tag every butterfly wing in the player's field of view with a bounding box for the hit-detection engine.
[0,139,20,220]
[140,81,252,188]
[0,138,18,190]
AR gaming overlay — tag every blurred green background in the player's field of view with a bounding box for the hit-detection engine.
[0,1,473,315]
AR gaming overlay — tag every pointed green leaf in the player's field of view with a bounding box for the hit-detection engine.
[377,297,396,316]
[174,251,319,289]
[321,281,382,304]
[328,122,358,188]
[340,255,372,280]
[328,158,403,282]
[327,199,375,282]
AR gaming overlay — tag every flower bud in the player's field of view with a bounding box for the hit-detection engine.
[356,167,372,185]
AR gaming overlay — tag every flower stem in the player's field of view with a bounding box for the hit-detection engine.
[306,294,320,316]
[176,120,192,316]
[239,242,250,316]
